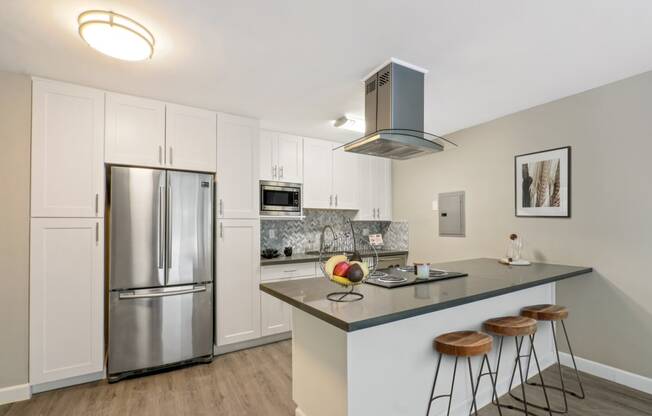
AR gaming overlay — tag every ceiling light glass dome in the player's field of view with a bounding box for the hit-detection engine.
[78,10,155,61]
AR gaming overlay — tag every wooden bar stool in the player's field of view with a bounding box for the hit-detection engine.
[426,331,502,416]
[517,304,586,414]
[483,316,553,416]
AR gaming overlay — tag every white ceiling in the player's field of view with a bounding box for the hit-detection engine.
[2,0,652,142]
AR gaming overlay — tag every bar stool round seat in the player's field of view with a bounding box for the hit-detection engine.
[483,316,537,336]
[434,331,493,357]
[426,330,501,416]
[521,304,569,321]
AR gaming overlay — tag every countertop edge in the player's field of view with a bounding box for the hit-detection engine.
[259,265,593,332]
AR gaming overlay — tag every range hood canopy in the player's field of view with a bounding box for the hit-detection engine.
[341,58,456,160]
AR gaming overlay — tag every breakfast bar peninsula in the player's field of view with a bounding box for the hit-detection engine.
[260,258,592,416]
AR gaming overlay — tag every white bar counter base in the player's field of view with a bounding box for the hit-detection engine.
[292,283,556,416]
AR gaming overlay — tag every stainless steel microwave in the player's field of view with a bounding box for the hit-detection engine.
[260,180,302,216]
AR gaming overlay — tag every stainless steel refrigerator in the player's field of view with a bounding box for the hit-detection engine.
[108,166,214,382]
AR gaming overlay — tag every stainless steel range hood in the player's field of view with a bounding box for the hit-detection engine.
[342,59,454,160]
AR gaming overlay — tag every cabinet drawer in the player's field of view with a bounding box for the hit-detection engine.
[261,262,317,281]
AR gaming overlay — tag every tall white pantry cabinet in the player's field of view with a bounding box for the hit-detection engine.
[215,114,262,346]
[30,79,105,386]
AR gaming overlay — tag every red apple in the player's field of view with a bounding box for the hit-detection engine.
[333,261,351,277]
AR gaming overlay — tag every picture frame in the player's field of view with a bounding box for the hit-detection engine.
[515,146,570,217]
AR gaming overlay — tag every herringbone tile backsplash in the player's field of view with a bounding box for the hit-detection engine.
[261,209,408,253]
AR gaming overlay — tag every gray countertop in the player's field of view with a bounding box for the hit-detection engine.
[259,258,592,332]
[260,250,408,266]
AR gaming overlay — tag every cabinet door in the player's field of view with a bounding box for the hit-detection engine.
[259,130,277,181]
[31,79,105,218]
[373,158,392,221]
[261,291,291,337]
[105,93,165,167]
[216,114,260,219]
[276,133,303,183]
[303,138,334,209]
[332,148,360,210]
[354,156,374,220]
[30,218,104,384]
[216,219,261,346]
[165,104,217,172]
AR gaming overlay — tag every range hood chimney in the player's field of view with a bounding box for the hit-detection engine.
[342,59,454,160]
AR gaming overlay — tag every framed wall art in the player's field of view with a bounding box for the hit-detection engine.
[515,146,570,217]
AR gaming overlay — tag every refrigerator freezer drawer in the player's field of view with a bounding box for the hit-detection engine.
[108,283,213,376]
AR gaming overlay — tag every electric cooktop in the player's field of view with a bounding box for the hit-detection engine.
[364,266,468,288]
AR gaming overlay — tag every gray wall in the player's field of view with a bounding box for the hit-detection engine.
[394,70,652,377]
[0,72,31,388]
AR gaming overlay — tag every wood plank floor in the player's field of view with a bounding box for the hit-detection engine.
[1,340,650,415]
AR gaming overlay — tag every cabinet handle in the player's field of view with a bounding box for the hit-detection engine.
[373,208,377,219]
[335,195,338,207]
[219,222,223,238]
[95,193,99,215]
[377,208,380,219]
[169,147,173,165]
[95,222,99,245]
[279,166,284,179]
[219,199,224,216]
[272,165,277,179]
[329,195,333,207]
[283,269,297,273]
[158,145,163,164]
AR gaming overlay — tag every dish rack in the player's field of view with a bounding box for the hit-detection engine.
[317,222,379,302]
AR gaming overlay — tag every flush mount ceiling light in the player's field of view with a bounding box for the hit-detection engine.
[78,10,155,61]
[333,115,365,133]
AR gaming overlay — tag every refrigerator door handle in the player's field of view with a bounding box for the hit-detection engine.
[118,285,207,299]
[158,186,165,268]
[167,185,172,275]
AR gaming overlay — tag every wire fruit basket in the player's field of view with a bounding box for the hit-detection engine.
[318,221,378,302]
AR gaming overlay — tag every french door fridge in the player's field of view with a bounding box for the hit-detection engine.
[108,166,214,382]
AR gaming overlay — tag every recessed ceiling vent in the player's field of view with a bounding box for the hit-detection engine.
[341,58,456,160]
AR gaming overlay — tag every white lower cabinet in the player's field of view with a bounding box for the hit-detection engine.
[29,218,104,384]
[216,219,261,346]
[260,291,291,337]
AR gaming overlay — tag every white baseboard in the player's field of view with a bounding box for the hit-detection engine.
[213,332,292,356]
[0,383,31,405]
[559,352,652,395]
[30,371,105,394]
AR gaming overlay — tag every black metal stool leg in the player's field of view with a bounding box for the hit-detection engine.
[468,354,504,416]
[561,320,586,399]
[467,357,479,416]
[426,354,443,416]
[508,333,555,415]
[426,355,458,416]
[522,320,586,413]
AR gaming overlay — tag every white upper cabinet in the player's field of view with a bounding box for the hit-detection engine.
[217,114,259,219]
[332,148,360,210]
[355,156,392,220]
[216,219,261,346]
[374,157,392,221]
[303,138,334,209]
[31,79,105,218]
[259,130,303,183]
[105,92,166,167]
[30,218,104,384]
[259,130,276,181]
[276,133,303,183]
[165,104,217,172]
